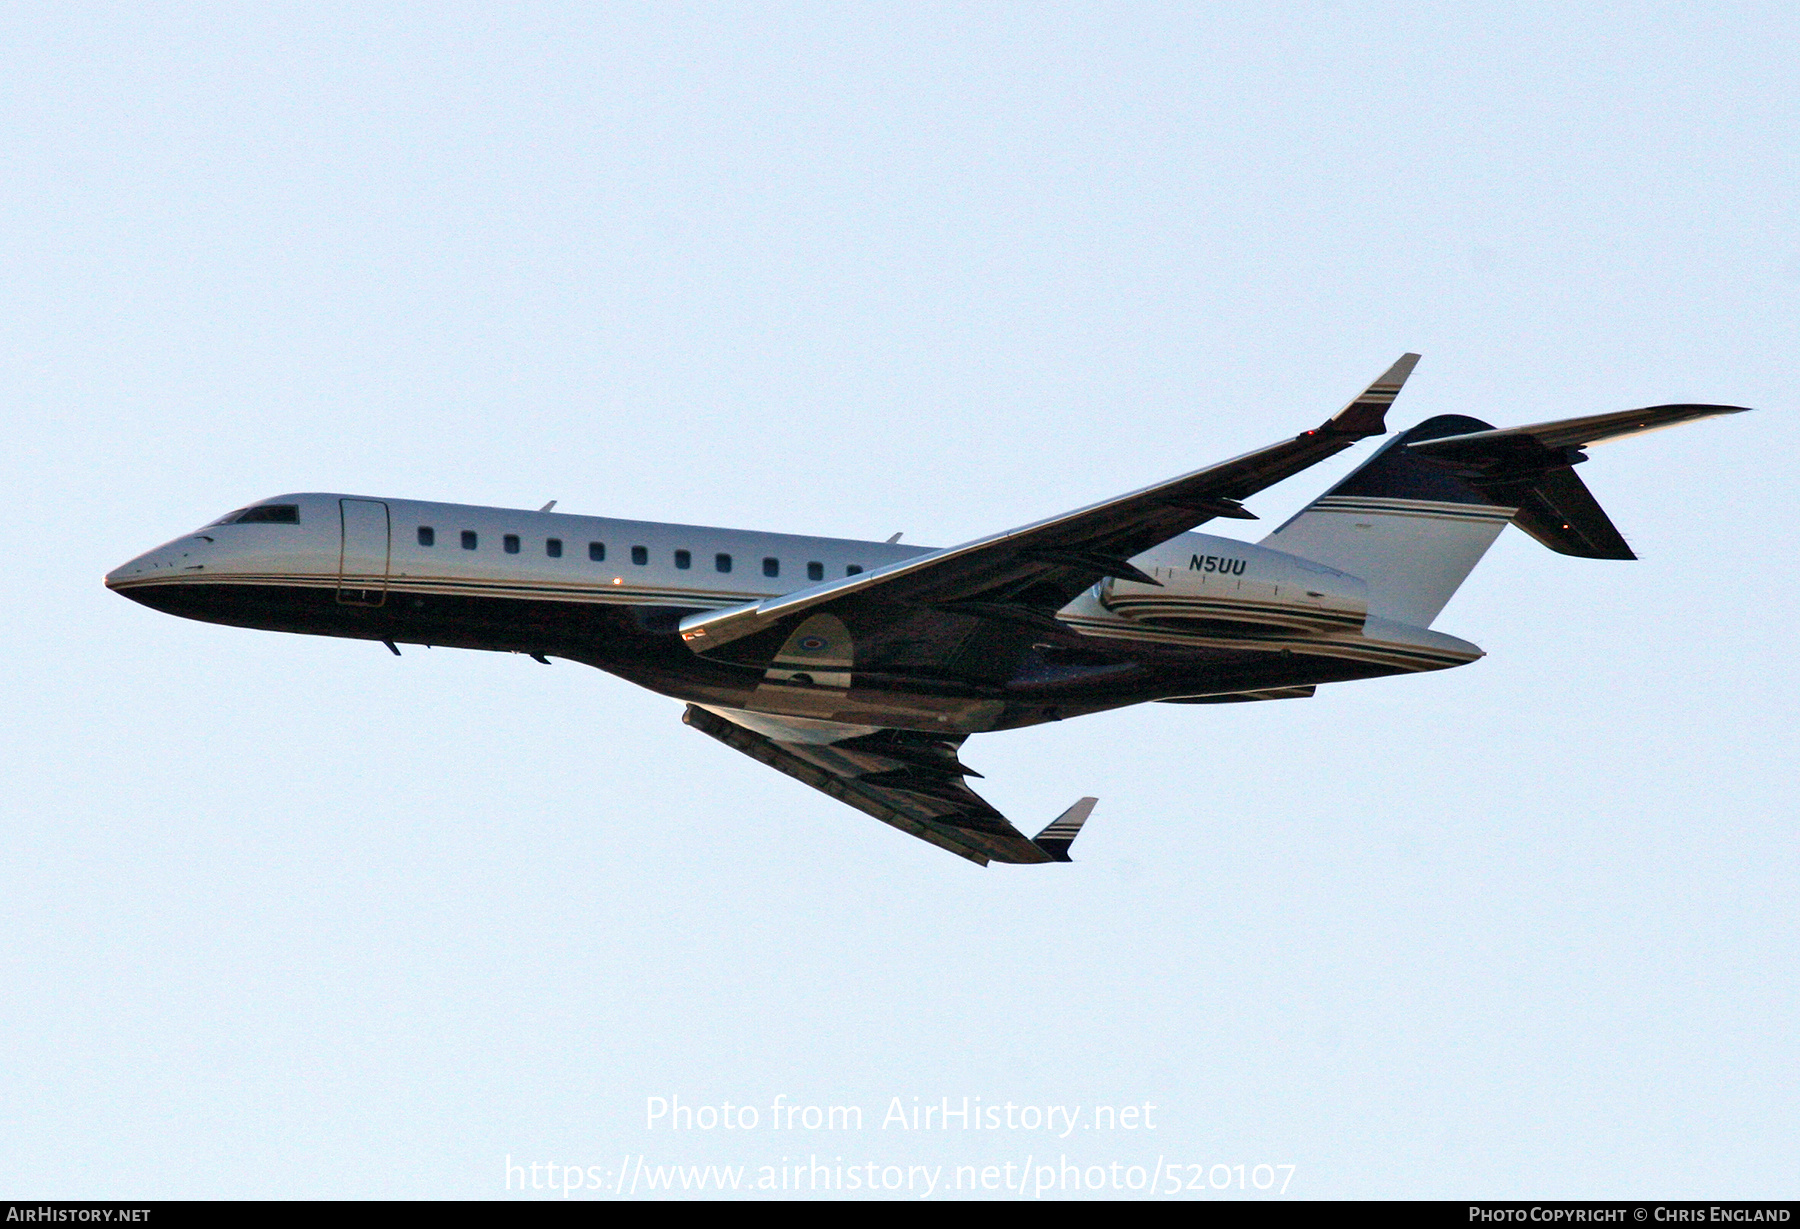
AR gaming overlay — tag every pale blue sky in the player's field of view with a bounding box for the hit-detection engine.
[2,2,1795,1199]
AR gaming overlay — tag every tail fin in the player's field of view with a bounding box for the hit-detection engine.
[1261,403,1749,628]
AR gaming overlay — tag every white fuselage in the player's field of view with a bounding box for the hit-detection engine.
[107,494,932,608]
[107,492,1482,732]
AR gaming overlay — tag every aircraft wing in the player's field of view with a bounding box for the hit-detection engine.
[679,354,1420,652]
[682,705,1094,866]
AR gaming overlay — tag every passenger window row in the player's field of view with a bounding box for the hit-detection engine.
[415,525,861,578]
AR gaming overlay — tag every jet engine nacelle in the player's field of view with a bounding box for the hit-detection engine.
[1101,535,1369,636]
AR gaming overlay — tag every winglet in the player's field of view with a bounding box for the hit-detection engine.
[1322,352,1420,438]
[1032,797,1098,862]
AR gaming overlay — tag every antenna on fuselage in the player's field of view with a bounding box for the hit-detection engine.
[539,500,557,512]
[886,532,903,543]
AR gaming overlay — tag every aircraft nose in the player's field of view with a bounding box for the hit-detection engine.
[105,538,205,590]
[107,553,156,590]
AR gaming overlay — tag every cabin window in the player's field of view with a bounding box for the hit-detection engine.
[588,541,606,561]
[846,564,863,575]
[807,561,824,581]
[763,557,779,578]
[674,549,691,570]
[461,531,478,550]
[631,545,648,565]
[715,553,733,573]
[504,534,521,554]
[417,527,435,547]
[233,505,299,524]
[546,538,562,558]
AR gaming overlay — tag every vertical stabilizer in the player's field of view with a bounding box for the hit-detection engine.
[1260,415,1517,627]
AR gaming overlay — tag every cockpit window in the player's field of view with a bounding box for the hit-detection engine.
[212,504,300,526]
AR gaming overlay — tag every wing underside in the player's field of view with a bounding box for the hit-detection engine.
[682,704,1069,866]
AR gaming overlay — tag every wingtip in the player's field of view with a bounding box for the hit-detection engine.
[1032,796,1098,862]
[1375,349,1418,392]
[1325,352,1421,437]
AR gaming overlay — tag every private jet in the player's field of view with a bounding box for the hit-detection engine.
[106,356,1748,865]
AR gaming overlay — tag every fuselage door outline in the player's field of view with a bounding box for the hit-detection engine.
[337,498,391,607]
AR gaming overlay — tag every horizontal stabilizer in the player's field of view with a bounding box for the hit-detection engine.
[1405,403,1750,456]
[1400,403,1751,560]
[1032,797,1097,862]
[1502,465,1633,559]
